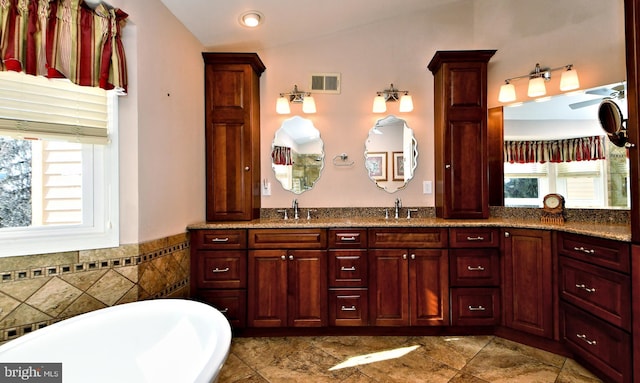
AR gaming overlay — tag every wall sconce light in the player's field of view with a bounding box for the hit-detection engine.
[372,83,413,113]
[498,63,580,103]
[276,85,316,114]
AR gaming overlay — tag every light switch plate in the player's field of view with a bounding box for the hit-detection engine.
[423,181,432,194]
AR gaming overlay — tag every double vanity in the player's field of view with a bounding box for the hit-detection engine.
[197,48,639,383]
[189,213,632,383]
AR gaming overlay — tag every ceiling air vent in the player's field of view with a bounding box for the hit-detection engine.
[310,73,341,94]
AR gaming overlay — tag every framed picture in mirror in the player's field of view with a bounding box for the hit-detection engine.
[392,151,404,181]
[366,152,387,181]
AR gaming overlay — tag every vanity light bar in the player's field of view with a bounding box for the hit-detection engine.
[499,63,579,103]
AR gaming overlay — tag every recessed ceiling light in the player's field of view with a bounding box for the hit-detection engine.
[239,11,264,28]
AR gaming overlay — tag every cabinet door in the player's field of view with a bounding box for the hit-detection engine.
[503,229,554,339]
[247,250,287,327]
[410,249,449,326]
[287,250,327,327]
[369,249,409,326]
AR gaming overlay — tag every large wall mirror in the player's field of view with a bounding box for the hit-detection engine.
[271,116,324,194]
[364,115,418,193]
[503,82,629,209]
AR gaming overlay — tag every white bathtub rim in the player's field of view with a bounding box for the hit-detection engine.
[0,299,232,383]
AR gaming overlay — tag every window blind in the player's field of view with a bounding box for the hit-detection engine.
[0,71,108,144]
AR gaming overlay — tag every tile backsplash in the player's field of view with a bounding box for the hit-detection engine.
[0,232,190,343]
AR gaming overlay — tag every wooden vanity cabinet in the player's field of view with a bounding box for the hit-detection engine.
[449,228,501,326]
[328,229,369,326]
[247,229,327,327]
[502,228,555,339]
[428,50,496,219]
[368,228,449,326]
[189,229,248,328]
[558,232,632,383]
[203,53,265,221]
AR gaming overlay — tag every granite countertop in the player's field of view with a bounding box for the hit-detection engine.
[187,216,631,242]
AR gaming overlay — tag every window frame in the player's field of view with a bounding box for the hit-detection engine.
[0,92,119,257]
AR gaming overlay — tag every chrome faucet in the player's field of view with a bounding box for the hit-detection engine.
[394,198,402,219]
[292,199,300,220]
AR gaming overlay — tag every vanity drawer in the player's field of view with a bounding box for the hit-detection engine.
[196,250,247,289]
[368,228,448,248]
[329,288,369,326]
[449,249,500,286]
[191,229,247,250]
[328,229,368,248]
[449,228,500,248]
[557,232,629,273]
[248,228,327,249]
[450,288,500,326]
[197,289,246,328]
[559,256,630,330]
[329,250,368,287]
[561,303,631,383]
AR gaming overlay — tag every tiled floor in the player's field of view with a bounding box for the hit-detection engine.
[217,335,603,383]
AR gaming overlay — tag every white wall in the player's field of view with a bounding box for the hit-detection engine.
[252,0,625,210]
[106,0,625,243]
[109,0,205,243]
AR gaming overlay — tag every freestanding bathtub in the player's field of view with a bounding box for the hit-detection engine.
[0,299,232,383]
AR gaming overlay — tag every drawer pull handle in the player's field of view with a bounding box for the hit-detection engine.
[468,305,486,311]
[219,308,229,313]
[467,265,485,271]
[573,246,595,254]
[212,267,230,273]
[341,266,356,272]
[340,236,357,241]
[341,305,357,311]
[466,236,485,241]
[211,237,230,242]
[576,333,597,346]
[575,284,596,293]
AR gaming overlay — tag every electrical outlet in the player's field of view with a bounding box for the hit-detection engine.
[262,180,271,196]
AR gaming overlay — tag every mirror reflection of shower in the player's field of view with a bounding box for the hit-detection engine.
[271,116,324,194]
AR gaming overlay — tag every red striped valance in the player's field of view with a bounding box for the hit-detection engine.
[504,136,606,164]
[271,146,293,166]
[0,0,128,92]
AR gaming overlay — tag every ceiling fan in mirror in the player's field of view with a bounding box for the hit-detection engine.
[568,83,625,109]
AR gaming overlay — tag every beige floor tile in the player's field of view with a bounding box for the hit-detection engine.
[219,335,602,383]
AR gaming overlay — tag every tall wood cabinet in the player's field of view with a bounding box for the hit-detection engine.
[203,53,265,221]
[428,50,496,219]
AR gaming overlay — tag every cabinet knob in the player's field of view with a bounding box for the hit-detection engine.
[281,255,286,260]
[410,254,416,260]
[445,164,451,169]
[504,231,510,238]
[402,254,407,260]
[244,166,250,171]
[289,255,294,260]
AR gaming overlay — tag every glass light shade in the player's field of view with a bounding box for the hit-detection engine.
[399,94,414,112]
[372,95,386,113]
[560,68,580,91]
[527,77,547,98]
[302,96,316,114]
[498,83,516,103]
[240,12,262,27]
[276,96,290,114]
